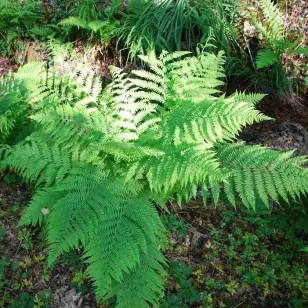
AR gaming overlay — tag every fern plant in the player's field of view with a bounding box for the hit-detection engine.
[248,0,308,92]
[58,0,119,45]
[0,0,52,52]
[1,50,307,307]
[59,17,119,44]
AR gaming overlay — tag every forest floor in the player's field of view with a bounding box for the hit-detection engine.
[0,54,308,307]
[1,166,308,307]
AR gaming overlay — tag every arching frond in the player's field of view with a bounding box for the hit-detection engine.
[218,143,308,209]
[159,97,271,145]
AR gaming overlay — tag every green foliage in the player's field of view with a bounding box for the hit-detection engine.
[256,49,280,69]
[0,73,25,142]
[58,0,119,45]
[107,0,125,18]
[118,0,207,59]
[0,198,53,308]
[70,0,102,21]
[0,0,305,95]
[0,0,52,52]
[247,0,308,92]
[161,260,201,307]
[161,204,308,306]
[162,214,190,240]
[207,205,308,304]
[59,17,119,44]
[118,0,244,64]
[162,202,308,306]
[18,228,34,250]
[217,144,308,208]
[255,0,285,41]
[1,50,307,307]
[0,228,6,241]
[0,63,46,145]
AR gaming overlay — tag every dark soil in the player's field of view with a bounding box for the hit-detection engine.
[0,57,19,76]
[0,181,100,308]
[240,95,308,155]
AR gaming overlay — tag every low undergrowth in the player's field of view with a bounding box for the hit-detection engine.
[1,179,307,307]
[163,201,308,307]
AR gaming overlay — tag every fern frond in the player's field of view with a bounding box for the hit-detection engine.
[132,50,225,108]
[6,29,19,43]
[3,139,72,186]
[159,97,271,145]
[231,91,267,105]
[111,247,166,308]
[29,26,53,39]
[30,104,108,148]
[218,144,308,209]
[109,66,160,141]
[18,189,65,226]
[85,193,165,297]
[58,17,89,30]
[46,170,116,264]
[88,20,110,32]
[0,72,17,93]
[0,92,24,138]
[256,49,280,69]
[0,72,29,141]
[100,141,164,162]
[127,143,223,195]
[168,50,225,102]
[258,0,285,40]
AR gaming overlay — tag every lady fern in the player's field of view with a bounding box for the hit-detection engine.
[58,0,119,44]
[1,50,307,307]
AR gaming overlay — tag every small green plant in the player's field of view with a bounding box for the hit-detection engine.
[18,228,33,250]
[9,202,22,217]
[70,269,90,294]
[205,205,308,304]
[0,228,6,241]
[60,251,84,271]
[72,270,88,287]
[162,214,190,240]
[3,172,21,185]
[11,292,34,308]
[161,260,200,307]
[0,258,10,282]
